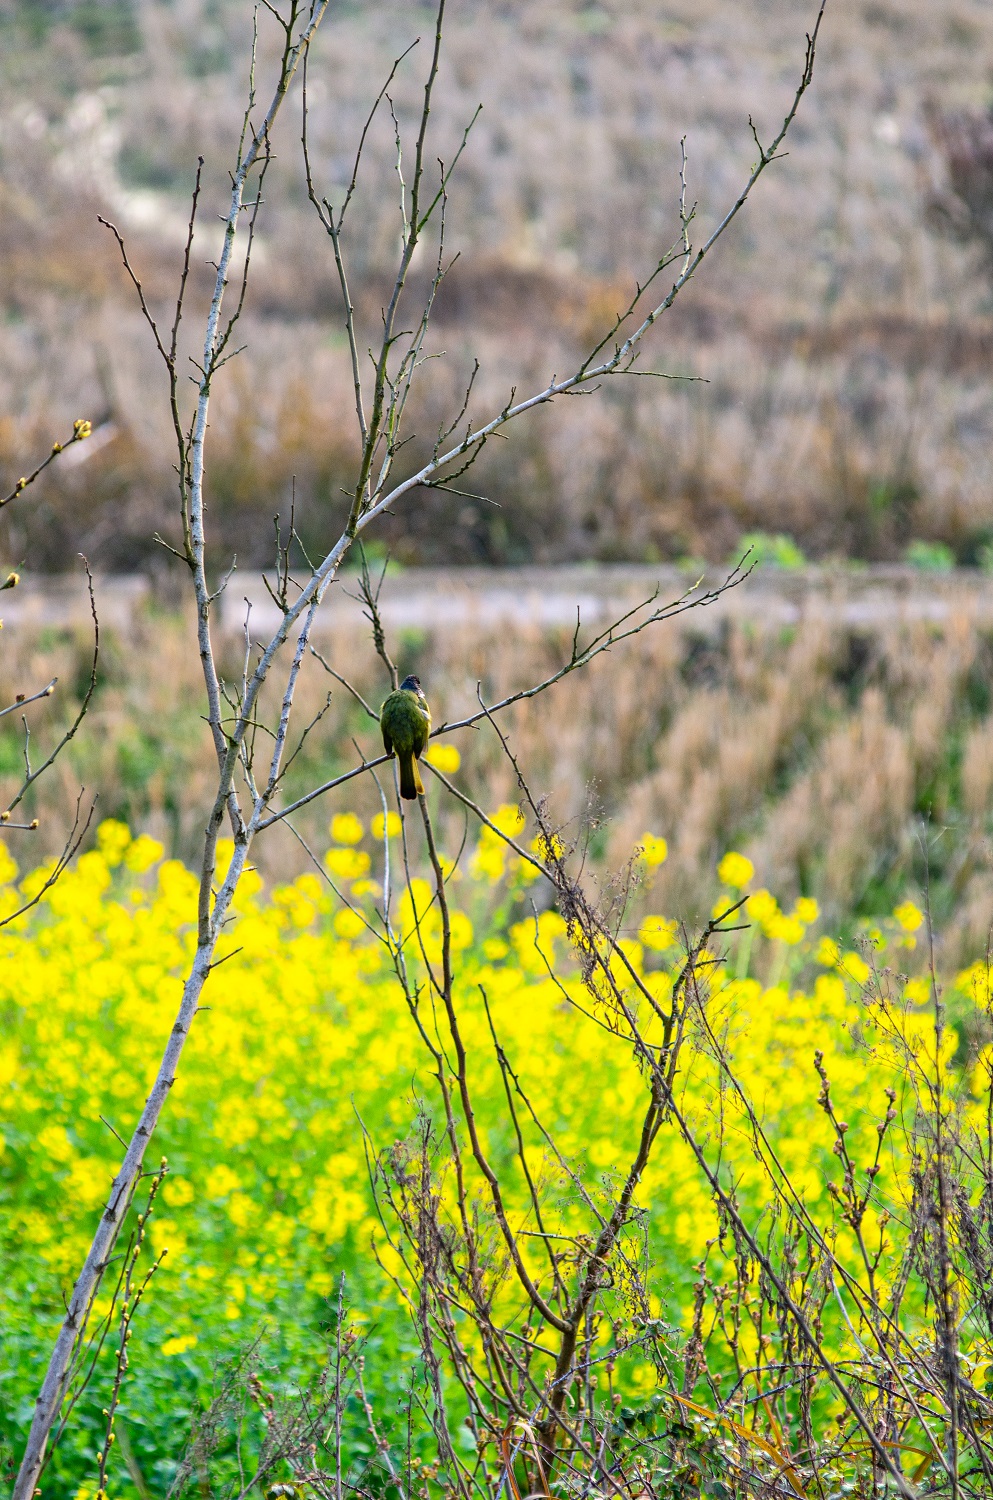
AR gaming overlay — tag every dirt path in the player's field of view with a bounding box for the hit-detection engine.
[6,565,993,638]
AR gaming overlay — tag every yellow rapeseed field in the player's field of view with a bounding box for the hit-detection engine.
[0,801,986,1482]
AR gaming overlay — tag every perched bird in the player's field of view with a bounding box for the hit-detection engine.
[380,673,431,800]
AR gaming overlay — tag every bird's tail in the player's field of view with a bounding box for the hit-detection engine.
[399,751,425,801]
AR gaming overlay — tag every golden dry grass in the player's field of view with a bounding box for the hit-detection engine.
[1,0,993,568]
[4,569,993,967]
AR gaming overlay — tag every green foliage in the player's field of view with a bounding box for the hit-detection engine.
[735,531,807,569]
[70,0,141,55]
[906,538,956,572]
[0,812,983,1492]
[6,0,143,55]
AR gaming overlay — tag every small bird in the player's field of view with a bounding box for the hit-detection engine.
[380,673,431,800]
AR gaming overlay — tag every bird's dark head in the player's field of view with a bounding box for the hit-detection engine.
[400,674,422,693]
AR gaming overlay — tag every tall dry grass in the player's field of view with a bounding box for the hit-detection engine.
[5,574,993,966]
[1,0,993,568]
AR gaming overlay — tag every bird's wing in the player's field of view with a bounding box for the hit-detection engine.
[415,704,431,756]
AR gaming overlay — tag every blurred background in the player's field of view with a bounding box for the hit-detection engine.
[2,0,993,570]
[2,0,993,944]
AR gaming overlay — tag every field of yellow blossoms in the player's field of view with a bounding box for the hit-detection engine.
[0,773,987,1491]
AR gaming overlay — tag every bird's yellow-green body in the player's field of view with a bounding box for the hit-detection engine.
[380,675,431,800]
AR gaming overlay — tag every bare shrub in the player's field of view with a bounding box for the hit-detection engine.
[10,0,834,1489]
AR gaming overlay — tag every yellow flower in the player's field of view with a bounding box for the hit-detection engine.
[330,813,364,845]
[234,866,263,906]
[766,913,805,946]
[37,1124,74,1163]
[227,1192,255,1229]
[717,851,754,889]
[956,961,993,1008]
[214,838,235,882]
[125,834,164,873]
[3,806,978,1392]
[426,742,461,774]
[471,808,525,883]
[96,819,131,868]
[161,1333,198,1357]
[638,834,669,869]
[639,914,678,952]
[449,910,474,951]
[324,847,371,881]
[893,900,924,934]
[972,1046,993,1099]
[839,951,871,986]
[334,908,366,940]
[472,837,506,882]
[816,936,841,967]
[66,1156,111,1207]
[903,977,930,1005]
[397,878,433,937]
[492,804,526,837]
[793,896,819,925]
[205,1164,241,1199]
[745,889,779,926]
[371,811,402,840]
[164,1177,195,1207]
[513,852,543,885]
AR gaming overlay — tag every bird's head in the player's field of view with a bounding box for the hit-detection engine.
[400,674,422,693]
